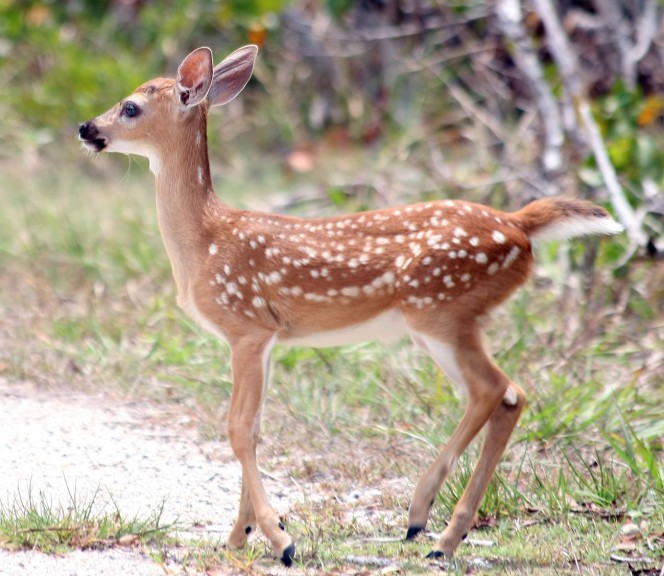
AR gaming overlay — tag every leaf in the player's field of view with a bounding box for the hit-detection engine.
[327,187,349,207]
[637,95,664,126]
[607,136,634,170]
[117,533,139,546]
[578,166,604,187]
[473,516,497,529]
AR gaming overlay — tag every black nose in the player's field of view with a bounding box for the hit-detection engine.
[78,121,98,140]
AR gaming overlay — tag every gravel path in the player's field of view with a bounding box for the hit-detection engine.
[0,378,297,575]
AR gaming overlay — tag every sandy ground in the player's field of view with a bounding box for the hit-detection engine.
[0,377,298,575]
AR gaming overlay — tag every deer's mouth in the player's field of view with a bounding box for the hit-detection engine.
[78,121,108,152]
[80,138,107,152]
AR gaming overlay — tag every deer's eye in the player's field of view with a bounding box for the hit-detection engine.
[123,101,140,118]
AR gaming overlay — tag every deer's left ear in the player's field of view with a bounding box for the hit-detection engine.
[208,45,258,107]
[176,47,214,107]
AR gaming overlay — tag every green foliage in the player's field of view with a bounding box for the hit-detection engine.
[0,0,284,132]
[325,0,355,19]
[585,81,664,197]
[606,411,664,496]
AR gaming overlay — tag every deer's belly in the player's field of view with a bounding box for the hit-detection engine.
[281,309,408,348]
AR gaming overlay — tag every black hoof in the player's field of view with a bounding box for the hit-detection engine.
[426,550,445,559]
[280,542,295,567]
[405,525,424,541]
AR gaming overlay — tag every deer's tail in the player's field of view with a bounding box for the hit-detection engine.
[514,197,624,242]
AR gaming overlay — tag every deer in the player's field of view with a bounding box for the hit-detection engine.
[79,45,624,566]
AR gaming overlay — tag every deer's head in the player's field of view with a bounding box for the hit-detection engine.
[79,45,258,175]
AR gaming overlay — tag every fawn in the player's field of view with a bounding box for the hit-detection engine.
[79,45,623,565]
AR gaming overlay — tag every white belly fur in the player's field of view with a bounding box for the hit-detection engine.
[282,309,408,348]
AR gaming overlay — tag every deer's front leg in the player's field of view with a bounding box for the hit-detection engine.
[226,333,294,565]
[227,379,270,547]
[227,472,256,548]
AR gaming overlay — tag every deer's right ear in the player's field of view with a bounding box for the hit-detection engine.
[176,47,214,107]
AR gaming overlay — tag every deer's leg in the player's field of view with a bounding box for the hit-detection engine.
[431,380,525,557]
[227,351,273,548]
[406,328,525,558]
[227,462,257,547]
[226,333,295,565]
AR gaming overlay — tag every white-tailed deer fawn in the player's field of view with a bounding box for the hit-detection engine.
[79,45,623,566]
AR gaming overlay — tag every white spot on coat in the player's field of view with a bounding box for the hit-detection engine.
[267,271,282,284]
[341,286,360,297]
[226,282,242,299]
[503,246,521,268]
[492,230,506,244]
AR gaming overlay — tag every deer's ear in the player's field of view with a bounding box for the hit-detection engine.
[176,47,213,107]
[208,45,258,107]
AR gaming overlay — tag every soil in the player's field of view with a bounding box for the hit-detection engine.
[0,377,300,575]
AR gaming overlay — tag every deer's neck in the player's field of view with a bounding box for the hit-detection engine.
[153,120,220,306]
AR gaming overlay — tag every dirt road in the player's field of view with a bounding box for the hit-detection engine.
[0,378,297,575]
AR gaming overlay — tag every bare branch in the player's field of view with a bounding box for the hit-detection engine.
[495,0,564,174]
[592,0,658,90]
[532,0,645,245]
[628,0,658,69]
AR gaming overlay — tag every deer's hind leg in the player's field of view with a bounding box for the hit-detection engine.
[406,326,525,557]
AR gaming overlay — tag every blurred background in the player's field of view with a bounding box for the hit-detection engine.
[3,0,664,222]
[0,1,662,568]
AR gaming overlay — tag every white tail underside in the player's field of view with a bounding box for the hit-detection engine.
[530,214,625,242]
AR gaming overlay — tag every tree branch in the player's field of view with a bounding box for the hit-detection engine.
[495,0,564,174]
[532,0,645,245]
[592,0,658,91]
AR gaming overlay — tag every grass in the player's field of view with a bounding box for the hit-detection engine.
[0,480,171,553]
[0,153,663,574]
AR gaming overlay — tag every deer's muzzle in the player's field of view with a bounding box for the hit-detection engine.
[78,121,107,152]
